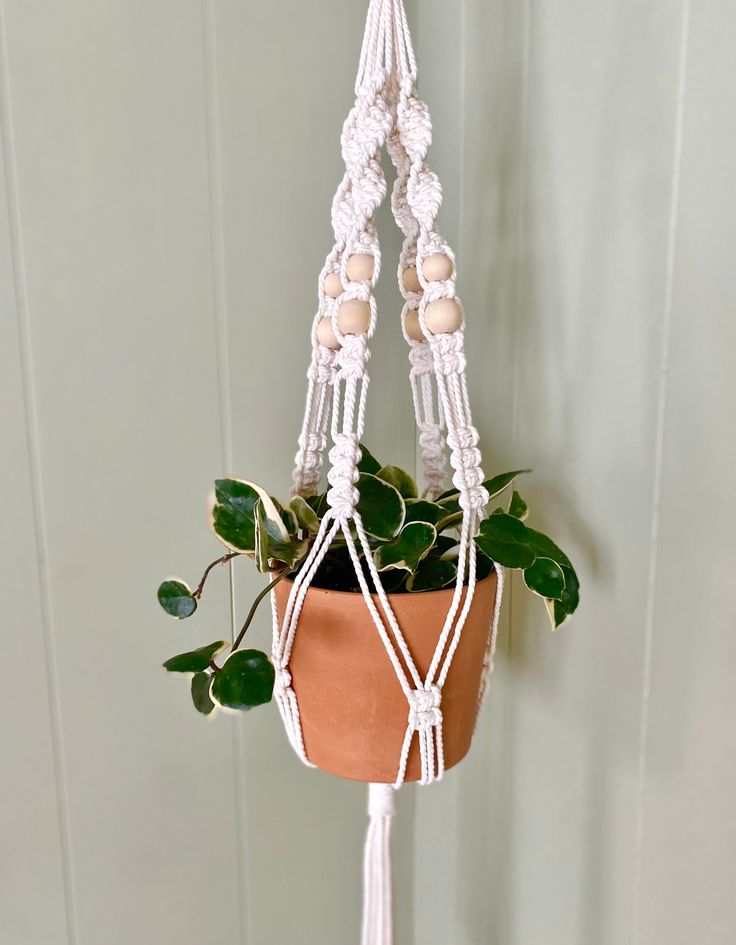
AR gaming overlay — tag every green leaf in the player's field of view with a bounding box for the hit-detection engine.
[306,492,328,518]
[525,528,573,570]
[483,469,531,502]
[544,564,581,629]
[404,499,447,527]
[437,469,531,506]
[191,672,217,716]
[374,522,437,572]
[508,490,528,521]
[211,479,288,552]
[474,513,535,568]
[266,536,311,569]
[356,473,405,540]
[271,497,298,536]
[289,495,320,536]
[163,641,228,673]
[523,556,566,600]
[407,559,457,592]
[377,465,418,500]
[357,443,382,475]
[436,510,464,532]
[157,579,197,619]
[211,649,275,711]
[253,500,271,573]
[430,535,459,559]
[378,569,408,593]
[558,564,580,615]
[475,552,495,582]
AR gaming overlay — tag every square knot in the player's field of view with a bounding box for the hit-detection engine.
[409,341,434,372]
[336,333,370,379]
[447,427,479,451]
[408,686,442,733]
[327,433,361,517]
[300,432,326,454]
[275,668,292,693]
[430,332,466,375]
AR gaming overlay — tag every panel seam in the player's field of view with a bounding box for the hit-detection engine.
[630,2,691,940]
[0,2,78,942]
[200,3,250,943]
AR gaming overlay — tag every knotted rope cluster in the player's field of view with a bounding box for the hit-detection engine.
[274,4,505,942]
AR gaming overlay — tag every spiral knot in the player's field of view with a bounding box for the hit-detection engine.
[327,433,360,519]
[408,686,442,733]
[398,93,432,162]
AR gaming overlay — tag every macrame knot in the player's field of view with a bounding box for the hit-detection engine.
[430,332,466,375]
[327,433,361,519]
[309,345,337,383]
[407,168,442,230]
[397,93,432,162]
[408,686,442,733]
[446,426,479,451]
[409,340,434,371]
[300,432,326,455]
[275,668,292,693]
[337,333,370,379]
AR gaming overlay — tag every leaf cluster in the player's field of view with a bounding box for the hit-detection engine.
[156,444,580,717]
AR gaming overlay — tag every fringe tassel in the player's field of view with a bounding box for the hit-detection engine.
[361,783,397,945]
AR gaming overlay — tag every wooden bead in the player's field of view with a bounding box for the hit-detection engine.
[402,266,421,293]
[425,299,463,335]
[337,299,371,335]
[316,317,340,349]
[422,253,453,282]
[346,254,375,282]
[405,310,425,342]
[324,272,343,299]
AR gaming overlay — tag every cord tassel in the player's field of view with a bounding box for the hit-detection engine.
[361,783,397,945]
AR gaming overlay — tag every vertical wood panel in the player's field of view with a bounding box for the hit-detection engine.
[490,3,686,943]
[2,2,241,942]
[637,1,736,941]
[419,1,698,943]
[0,100,70,945]
[211,2,416,942]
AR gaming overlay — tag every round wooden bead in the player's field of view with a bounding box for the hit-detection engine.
[337,299,371,335]
[403,266,422,293]
[405,310,425,342]
[346,254,375,283]
[316,317,340,349]
[422,253,453,282]
[324,272,343,299]
[425,299,463,335]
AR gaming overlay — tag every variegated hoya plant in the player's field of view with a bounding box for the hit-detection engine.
[157,445,579,718]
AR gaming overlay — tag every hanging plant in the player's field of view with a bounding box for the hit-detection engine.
[157,445,579,719]
[157,1,583,939]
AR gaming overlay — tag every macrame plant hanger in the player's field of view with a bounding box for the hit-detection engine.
[271,2,505,942]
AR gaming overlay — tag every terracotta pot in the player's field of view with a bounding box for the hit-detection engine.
[274,573,498,783]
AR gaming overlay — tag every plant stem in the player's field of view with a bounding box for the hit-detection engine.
[192,552,240,599]
[231,571,288,653]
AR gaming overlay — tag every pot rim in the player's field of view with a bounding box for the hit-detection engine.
[276,568,497,603]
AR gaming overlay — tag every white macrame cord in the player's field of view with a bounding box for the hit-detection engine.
[273,3,505,943]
